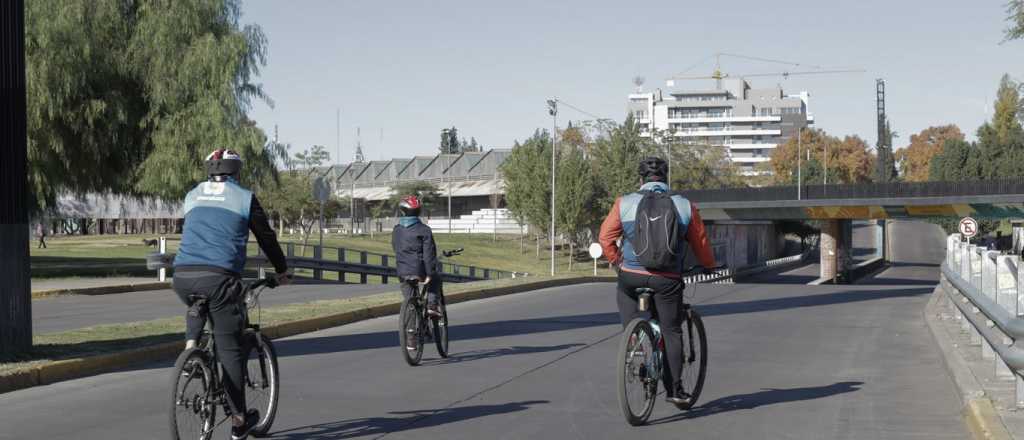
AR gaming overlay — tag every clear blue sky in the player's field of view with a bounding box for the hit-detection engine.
[242,0,1024,163]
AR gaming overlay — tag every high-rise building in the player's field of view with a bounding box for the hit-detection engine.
[627,78,813,176]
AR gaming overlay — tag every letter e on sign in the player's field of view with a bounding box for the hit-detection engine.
[959,217,978,238]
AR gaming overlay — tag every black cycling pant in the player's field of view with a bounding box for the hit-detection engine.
[399,277,442,306]
[616,270,685,396]
[173,271,248,416]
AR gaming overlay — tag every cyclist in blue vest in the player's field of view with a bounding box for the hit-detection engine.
[599,156,717,406]
[173,149,291,440]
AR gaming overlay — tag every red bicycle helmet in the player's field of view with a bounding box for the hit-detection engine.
[399,195,421,216]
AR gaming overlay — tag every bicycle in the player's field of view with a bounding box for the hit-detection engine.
[399,248,462,366]
[616,265,725,426]
[169,276,282,440]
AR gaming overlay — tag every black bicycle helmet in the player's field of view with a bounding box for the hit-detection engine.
[205,148,242,180]
[638,156,668,182]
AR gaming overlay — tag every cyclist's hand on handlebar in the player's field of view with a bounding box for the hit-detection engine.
[276,271,293,286]
[423,276,432,286]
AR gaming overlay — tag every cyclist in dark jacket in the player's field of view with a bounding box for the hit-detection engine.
[392,195,442,316]
[173,149,291,440]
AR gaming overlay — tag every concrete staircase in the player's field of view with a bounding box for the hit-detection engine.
[427,209,526,234]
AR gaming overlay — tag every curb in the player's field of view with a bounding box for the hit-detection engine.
[1,276,615,395]
[31,282,171,299]
[924,284,1012,440]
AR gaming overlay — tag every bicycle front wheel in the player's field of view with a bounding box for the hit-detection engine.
[400,298,424,366]
[169,348,215,440]
[676,308,708,410]
[617,318,658,426]
[244,330,280,437]
[433,296,449,358]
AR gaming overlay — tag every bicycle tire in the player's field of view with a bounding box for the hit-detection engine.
[675,308,708,410]
[400,298,424,366]
[433,295,449,358]
[617,318,658,426]
[245,331,280,437]
[169,348,215,440]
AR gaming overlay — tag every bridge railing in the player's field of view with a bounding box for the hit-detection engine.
[683,178,1024,203]
[941,233,1024,407]
[146,240,526,285]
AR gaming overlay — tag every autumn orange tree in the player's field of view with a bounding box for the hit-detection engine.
[895,125,964,182]
[768,128,873,185]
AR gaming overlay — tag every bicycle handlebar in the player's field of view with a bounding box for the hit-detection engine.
[442,248,464,258]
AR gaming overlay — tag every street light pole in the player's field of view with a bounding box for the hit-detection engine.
[797,128,802,200]
[547,99,557,277]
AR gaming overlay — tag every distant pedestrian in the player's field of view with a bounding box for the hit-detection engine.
[36,223,47,249]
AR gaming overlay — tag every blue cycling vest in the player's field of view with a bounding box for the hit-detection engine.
[173,179,253,274]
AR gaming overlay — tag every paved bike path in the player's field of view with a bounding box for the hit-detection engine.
[0,260,965,439]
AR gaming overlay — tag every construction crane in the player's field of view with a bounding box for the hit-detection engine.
[669,52,865,89]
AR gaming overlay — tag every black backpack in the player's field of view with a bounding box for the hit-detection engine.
[631,191,681,271]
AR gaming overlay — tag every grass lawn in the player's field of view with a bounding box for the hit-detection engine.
[31,232,615,280]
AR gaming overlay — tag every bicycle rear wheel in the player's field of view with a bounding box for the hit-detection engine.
[675,308,708,410]
[433,295,449,358]
[169,349,216,440]
[400,298,424,366]
[617,318,659,426]
[244,330,280,437]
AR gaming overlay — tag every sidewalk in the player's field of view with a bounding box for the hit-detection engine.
[929,286,1022,439]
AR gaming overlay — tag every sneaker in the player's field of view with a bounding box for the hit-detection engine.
[665,386,693,407]
[427,304,442,317]
[230,409,260,440]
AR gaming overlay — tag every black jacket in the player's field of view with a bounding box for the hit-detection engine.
[392,220,438,279]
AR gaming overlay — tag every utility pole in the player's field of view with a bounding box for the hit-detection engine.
[0,0,31,355]
[547,99,558,276]
[797,128,802,200]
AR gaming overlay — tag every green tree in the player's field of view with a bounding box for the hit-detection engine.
[929,138,981,181]
[975,75,1024,178]
[555,146,598,270]
[501,130,552,241]
[25,0,279,210]
[1006,1,1024,41]
[667,142,746,189]
[591,114,649,214]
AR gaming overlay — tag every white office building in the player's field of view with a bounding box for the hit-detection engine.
[628,78,813,176]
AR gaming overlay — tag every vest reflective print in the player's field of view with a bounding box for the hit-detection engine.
[618,182,693,272]
[173,180,253,274]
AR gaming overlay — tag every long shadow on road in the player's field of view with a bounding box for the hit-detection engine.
[268,399,549,439]
[649,381,864,424]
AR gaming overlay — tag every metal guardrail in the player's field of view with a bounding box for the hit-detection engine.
[682,251,811,285]
[147,240,526,285]
[941,233,1024,407]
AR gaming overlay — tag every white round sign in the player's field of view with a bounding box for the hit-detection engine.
[588,243,603,259]
[959,217,979,238]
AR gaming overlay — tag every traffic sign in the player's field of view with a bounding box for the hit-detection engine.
[959,217,978,238]
[312,177,330,202]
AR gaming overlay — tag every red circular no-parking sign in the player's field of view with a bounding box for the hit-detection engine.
[959,217,978,238]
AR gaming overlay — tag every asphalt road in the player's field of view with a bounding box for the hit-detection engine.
[32,281,394,334]
[1,221,965,439]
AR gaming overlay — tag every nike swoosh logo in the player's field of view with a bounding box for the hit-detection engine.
[648,216,662,221]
